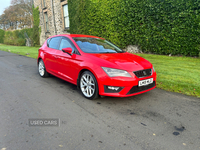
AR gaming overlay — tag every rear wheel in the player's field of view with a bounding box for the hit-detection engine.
[79,71,99,100]
[38,59,49,77]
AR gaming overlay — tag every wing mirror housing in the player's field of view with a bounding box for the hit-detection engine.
[62,47,73,55]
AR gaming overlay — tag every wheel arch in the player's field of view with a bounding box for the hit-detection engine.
[77,68,99,90]
[37,51,46,65]
[37,57,42,65]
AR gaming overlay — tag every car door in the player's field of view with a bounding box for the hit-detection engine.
[45,37,61,75]
[55,37,82,84]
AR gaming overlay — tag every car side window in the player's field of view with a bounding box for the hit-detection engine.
[59,38,81,55]
[47,38,51,47]
[48,37,61,49]
[59,38,73,50]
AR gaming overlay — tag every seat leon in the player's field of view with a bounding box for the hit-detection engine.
[37,34,157,99]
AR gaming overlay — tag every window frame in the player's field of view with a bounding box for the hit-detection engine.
[48,37,62,50]
[62,4,70,30]
[59,37,80,55]
[47,36,80,55]
[43,0,46,8]
[44,12,49,32]
[73,37,124,54]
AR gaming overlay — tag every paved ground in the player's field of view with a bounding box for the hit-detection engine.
[0,50,199,150]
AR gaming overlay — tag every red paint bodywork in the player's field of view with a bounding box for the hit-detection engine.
[37,34,157,97]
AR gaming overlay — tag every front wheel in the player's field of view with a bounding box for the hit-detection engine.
[38,59,49,78]
[79,71,99,100]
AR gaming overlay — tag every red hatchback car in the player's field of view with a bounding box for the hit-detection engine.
[37,34,156,99]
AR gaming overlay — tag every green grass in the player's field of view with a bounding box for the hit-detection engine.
[0,44,199,98]
[0,44,39,59]
[136,54,200,98]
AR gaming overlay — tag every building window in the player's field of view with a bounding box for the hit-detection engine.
[44,12,49,32]
[63,4,69,29]
[43,0,46,8]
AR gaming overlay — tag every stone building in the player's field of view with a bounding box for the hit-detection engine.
[33,0,70,45]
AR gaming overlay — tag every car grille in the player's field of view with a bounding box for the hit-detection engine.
[133,69,152,78]
[127,81,155,95]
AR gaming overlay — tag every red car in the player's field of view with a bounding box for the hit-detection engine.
[37,34,156,99]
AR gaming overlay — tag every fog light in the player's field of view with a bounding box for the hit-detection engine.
[108,86,119,91]
[104,86,123,93]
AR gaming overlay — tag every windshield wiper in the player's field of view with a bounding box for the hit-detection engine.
[118,51,125,53]
[98,52,116,54]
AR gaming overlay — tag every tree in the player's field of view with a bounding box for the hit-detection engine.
[0,0,33,30]
[31,6,40,46]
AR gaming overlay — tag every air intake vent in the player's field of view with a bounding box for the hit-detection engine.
[133,69,152,78]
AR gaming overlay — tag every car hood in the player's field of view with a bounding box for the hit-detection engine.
[89,52,152,71]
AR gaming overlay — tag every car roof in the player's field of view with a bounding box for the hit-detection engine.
[50,34,105,39]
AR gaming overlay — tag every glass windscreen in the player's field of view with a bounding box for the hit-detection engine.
[73,37,124,53]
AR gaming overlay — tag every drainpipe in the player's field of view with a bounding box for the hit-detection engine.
[51,0,57,35]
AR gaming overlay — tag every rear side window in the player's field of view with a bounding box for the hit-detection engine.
[48,37,61,49]
[47,38,51,47]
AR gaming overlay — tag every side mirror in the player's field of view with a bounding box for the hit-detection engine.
[62,47,73,55]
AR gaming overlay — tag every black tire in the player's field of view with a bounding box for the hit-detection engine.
[38,59,49,78]
[79,71,99,100]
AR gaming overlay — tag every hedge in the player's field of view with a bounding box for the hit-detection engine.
[2,6,40,46]
[32,6,40,46]
[68,0,200,56]
[0,29,5,43]
[4,28,33,46]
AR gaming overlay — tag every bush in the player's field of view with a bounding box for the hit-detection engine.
[16,38,26,46]
[68,0,200,56]
[2,6,39,46]
[0,29,5,43]
[4,31,14,45]
[3,28,33,46]
[31,6,40,46]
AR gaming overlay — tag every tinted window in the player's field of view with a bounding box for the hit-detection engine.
[59,38,80,55]
[59,38,73,50]
[48,37,61,49]
[47,38,51,47]
[73,38,124,53]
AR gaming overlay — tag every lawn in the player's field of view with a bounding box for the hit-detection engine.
[136,54,200,98]
[0,44,39,59]
[0,44,199,98]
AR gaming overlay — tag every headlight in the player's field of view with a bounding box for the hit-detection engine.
[102,67,132,77]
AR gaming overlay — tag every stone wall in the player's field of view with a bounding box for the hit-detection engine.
[33,0,69,45]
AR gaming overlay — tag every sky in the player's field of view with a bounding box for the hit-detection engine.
[0,0,12,15]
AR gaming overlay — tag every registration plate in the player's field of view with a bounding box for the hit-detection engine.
[138,78,153,87]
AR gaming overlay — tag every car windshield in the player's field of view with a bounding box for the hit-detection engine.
[73,37,124,53]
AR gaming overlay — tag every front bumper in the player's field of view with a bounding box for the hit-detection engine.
[98,71,157,97]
